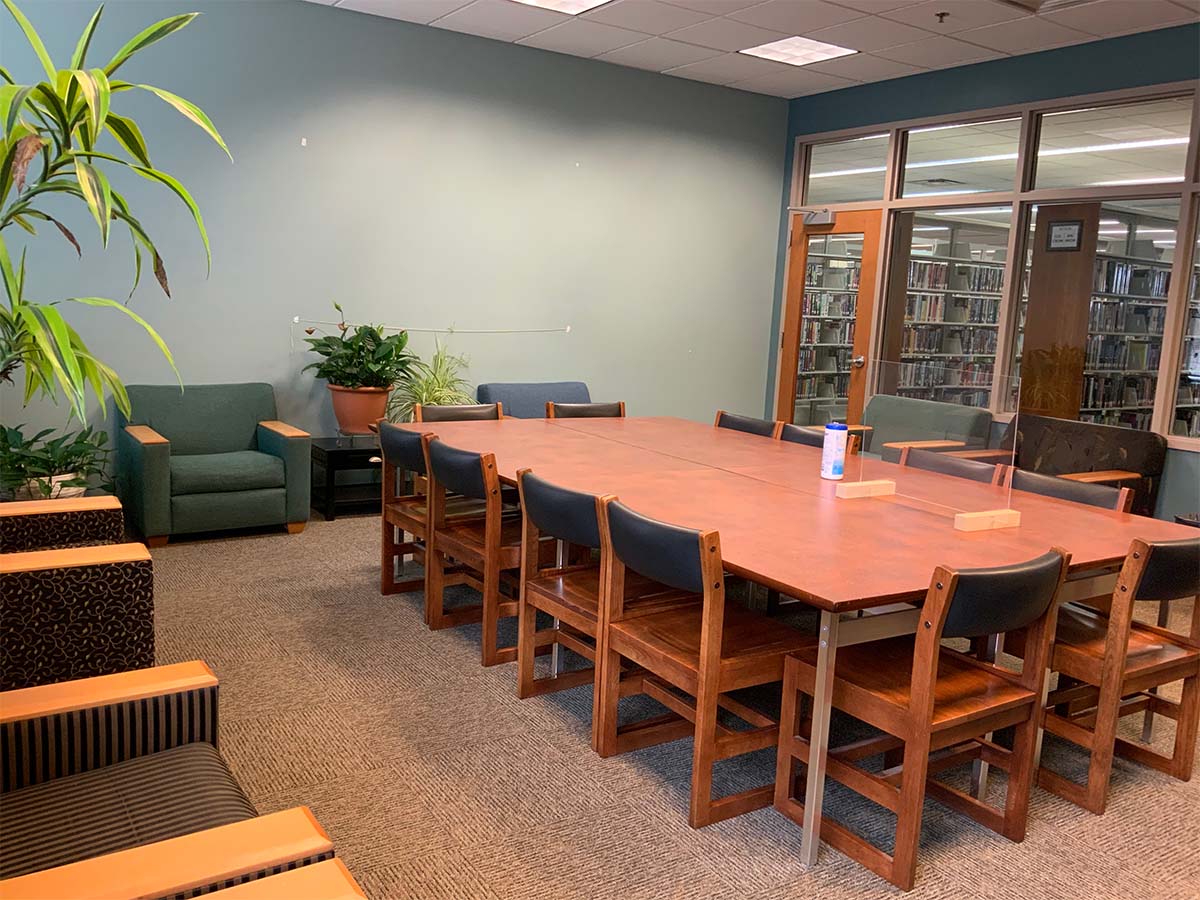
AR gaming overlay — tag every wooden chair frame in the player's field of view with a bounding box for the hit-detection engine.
[1000,466,1134,513]
[774,551,1068,891]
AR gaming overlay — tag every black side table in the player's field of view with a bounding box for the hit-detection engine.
[310,436,381,521]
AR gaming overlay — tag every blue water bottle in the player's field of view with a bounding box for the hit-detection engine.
[821,423,848,481]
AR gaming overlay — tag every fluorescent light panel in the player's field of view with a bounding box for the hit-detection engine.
[1088,176,1186,186]
[509,0,610,13]
[740,36,857,67]
[933,208,1012,216]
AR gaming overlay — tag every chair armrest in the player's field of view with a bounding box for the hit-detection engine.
[211,859,365,900]
[0,541,150,575]
[0,661,213,791]
[880,440,966,450]
[256,422,311,525]
[943,449,1012,463]
[1057,469,1140,484]
[0,496,124,552]
[0,807,333,900]
[117,426,171,539]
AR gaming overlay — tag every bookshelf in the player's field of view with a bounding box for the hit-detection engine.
[1173,263,1200,438]
[795,236,861,425]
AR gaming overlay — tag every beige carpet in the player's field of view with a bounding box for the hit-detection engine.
[152,516,1200,899]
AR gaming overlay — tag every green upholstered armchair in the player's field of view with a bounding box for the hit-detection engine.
[116,383,310,545]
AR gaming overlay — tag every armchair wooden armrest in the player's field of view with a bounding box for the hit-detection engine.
[124,424,169,445]
[0,542,150,576]
[213,859,365,900]
[880,439,966,451]
[943,449,1013,462]
[1057,469,1140,484]
[0,496,121,519]
[0,807,333,900]
[258,420,310,439]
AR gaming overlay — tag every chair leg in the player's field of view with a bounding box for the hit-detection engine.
[516,595,537,698]
[891,736,932,892]
[595,647,623,757]
[688,679,719,828]
[381,520,397,595]
[145,535,169,548]
[1000,705,1041,841]
[773,657,803,812]
[1169,672,1199,780]
[1142,601,1173,742]
[481,559,505,666]
[424,540,447,629]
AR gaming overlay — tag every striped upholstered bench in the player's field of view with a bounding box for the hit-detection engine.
[0,661,338,899]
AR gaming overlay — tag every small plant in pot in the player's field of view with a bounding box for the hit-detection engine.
[386,340,473,422]
[0,425,113,501]
[304,302,416,434]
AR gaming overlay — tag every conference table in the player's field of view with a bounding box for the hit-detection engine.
[397,415,1193,864]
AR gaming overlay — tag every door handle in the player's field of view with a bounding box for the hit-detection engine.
[851,356,866,369]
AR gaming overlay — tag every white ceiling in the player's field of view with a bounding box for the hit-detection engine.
[302,0,1199,99]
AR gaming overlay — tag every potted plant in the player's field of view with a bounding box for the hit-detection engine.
[386,340,473,422]
[304,302,416,434]
[0,424,112,500]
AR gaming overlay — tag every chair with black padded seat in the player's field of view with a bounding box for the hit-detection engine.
[413,402,502,422]
[515,470,696,749]
[545,401,625,419]
[1004,467,1132,512]
[775,549,1069,891]
[778,423,825,448]
[899,446,1004,484]
[477,382,590,419]
[594,499,813,828]
[1014,537,1200,815]
[714,410,782,439]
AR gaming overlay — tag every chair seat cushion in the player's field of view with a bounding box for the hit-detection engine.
[0,742,257,879]
[171,451,285,496]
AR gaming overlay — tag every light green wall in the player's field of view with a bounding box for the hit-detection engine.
[1,0,787,435]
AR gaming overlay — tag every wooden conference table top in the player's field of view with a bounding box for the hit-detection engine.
[396,416,1193,612]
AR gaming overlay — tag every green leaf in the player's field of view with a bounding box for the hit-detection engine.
[1,84,34,138]
[2,0,57,82]
[135,84,230,160]
[30,82,69,132]
[68,296,180,389]
[71,68,111,135]
[0,233,20,304]
[104,13,199,76]
[16,304,84,416]
[105,112,151,166]
[12,214,35,234]
[74,157,113,245]
[70,5,105,69]
[33,302,83,396]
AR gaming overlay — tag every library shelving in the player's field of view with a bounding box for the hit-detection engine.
[794,238,861,424]
[1173,264,1200,438]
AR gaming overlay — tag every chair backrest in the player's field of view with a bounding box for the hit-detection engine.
[938,549,1068,640]
[778,424,824,448]
[603,500,704,594]
[900,447,1001,484]
[1127,537,1200,603]
[518,471,601,549]
[476,382,590,419]
[425,438,488,500]
[379,422,426,476]
[1006,468,1127,510]
[861,394,991,454]
[415,403,502,422]
[714,410,779,439]
[546,401,624,419]
[121,383,277,455]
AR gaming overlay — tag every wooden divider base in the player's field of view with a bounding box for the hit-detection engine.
[834,479,896,499]
[954,509,1021,532]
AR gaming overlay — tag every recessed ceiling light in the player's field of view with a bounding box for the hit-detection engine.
[1088,176,1186,186]
[740,36,857,67]
[509,0,611,14]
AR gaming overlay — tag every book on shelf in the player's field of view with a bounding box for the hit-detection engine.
[1093,257,1170,298]
[802,291,855,318]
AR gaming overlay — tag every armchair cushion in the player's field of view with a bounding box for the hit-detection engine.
[0,742,256,879]
[170,451,285,496]
[476,382,590,419]
[122,383,277,455]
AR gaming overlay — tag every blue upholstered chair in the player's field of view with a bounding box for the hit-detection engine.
[476,382,590,418]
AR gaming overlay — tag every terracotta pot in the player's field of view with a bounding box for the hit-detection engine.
[328,384,390,434]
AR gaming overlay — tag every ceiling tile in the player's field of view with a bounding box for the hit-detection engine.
[583,0,711,34]
[957,16,1095,53]
[825,0,923,11]
[594,36,724,69]
[337,0,472,24]
[517,18,649,55]
[432,0,569,41]
[875,34,1002,66]
[727,0,865,34]
[1041,0,1198,37]
[730,67,858,97]
[658,0,764,13]
[664,17,790,51]
[805,15,935,51]
[805,51,926,80]
[880,0,1028,34]
[665,51,791,84]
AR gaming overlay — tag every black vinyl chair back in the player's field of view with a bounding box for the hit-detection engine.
[715,411,777,438]
[778,424,824,448]
[941,550,1066,640]
[1008,469,1121,509]
[549,401,624,419]
[419,403,501,422]
[521,472,601,549]
[606,500,704,594]
[904,448,997,483]
[379,422,427,476]
[426,438,488,500]
[1131,537,1200,602]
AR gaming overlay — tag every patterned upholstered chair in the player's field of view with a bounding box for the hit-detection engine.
[0,497,154,691]
[0,662,337,898]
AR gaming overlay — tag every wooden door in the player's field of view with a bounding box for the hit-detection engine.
[775,209,883,426]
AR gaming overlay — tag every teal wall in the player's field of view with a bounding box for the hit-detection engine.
[1,0,786,435]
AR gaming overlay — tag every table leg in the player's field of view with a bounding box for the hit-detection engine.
[971,633,1003,799]
[800,610,839,867]
[325,458,337,521]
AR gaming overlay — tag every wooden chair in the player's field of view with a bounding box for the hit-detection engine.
[414,402,502,422]
[595,499,813,827]
[1004,467,1133,512]
[545,401,625,418]
[775,549,1069,891]
[778,423,824,447]
[899,446,1004,485]
[1028,537,1200,814]
[713,410,782,439]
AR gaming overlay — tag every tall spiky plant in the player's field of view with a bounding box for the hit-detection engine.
[386,341,473,422]
[0,0,230,419]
